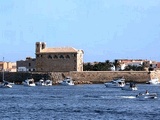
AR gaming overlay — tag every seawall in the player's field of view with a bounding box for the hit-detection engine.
[1,70,160,84]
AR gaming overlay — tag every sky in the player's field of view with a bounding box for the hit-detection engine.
[0,0,160,63]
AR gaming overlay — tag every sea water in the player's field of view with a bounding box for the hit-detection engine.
[0,84,160,120]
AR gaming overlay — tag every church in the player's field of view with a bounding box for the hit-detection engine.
[35,42,84,72]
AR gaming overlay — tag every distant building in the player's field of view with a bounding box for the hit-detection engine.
[0,61,16,72]
[155,62,160,70]
[35,42,84,72]
[16,57,36,72]
[115,59,157,71]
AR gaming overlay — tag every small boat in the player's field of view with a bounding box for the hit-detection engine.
[22,78,36,87]
[122,82,138,91]
[35,79,45,86]
[9,82,15,85]
[0,81,12,88]
[104,77,125,88]
[59,77,74,86]
[0,57,12,88]
[45,79,52,86]
[146,78,160,85]
[136,91,157,99]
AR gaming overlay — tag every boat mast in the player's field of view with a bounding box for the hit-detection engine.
[2,57,4,81]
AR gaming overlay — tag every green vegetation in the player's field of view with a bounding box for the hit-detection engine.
[123,65,145,71]
[84,60,115,71]
[83,60,146,71]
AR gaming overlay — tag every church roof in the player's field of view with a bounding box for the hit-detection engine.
[40,47,78,53]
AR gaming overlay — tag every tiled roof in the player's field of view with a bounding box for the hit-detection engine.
[40,47,78,53]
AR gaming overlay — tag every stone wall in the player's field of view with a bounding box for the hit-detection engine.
[1,70,159,84]
[0,72,49,84]
[149,70,160,79]
[50,71,152,84]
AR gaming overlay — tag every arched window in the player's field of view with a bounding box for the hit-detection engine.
[48,55,52,59]
[54,55,58,59]
[66,55,70,59]
[74,54,77,57]
[60,55,64,59]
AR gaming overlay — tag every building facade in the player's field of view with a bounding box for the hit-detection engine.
[0,61,16,72]
[35,42,84,72]
[16,57,36,72]
[115,59,158,71]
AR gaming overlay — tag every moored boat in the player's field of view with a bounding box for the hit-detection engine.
[0,57,12,88]
[146,78,160,85]
[35,79,45,86]
[22,78,36,87]
[59,77,74,86]
[0,81,12,88]
[104,77,125,88]
[45,79,52,86]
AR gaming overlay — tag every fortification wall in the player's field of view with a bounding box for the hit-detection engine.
[50,71,151,84]
[1,71,159,84]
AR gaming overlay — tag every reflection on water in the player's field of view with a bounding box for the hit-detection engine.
[0,84,160,120]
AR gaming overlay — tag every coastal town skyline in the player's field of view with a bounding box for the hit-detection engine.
[0,0,160,62]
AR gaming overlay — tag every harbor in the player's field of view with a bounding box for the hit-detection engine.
[0,83,159,120]
[0,70,160,85]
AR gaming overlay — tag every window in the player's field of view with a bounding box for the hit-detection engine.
[74,54,77,57]
[29,63,31,66]
[42,43,45,49]
[54,55,58,59]
[60,55,64,59]
[48,55,52,59]
[66,55,70,59]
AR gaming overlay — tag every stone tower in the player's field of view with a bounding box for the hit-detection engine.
[36,42,46,53]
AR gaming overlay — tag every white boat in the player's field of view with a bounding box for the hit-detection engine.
[45,79,52,86]
[104,77,125,88]
[9,82,15,85]
[122,82,138,91]
[59,77,74,86]
[136,92,157,99]
[146,78,160,85]
[35,79,45,86]
[22,78,36,87]
[0,57,12,88]
[0,81,12,88]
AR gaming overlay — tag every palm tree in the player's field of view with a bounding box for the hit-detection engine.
[112,59,121,71]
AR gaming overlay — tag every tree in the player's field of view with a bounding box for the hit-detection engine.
[112,60,121,71]
[83,60,113,71]
[123,65,145,71]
